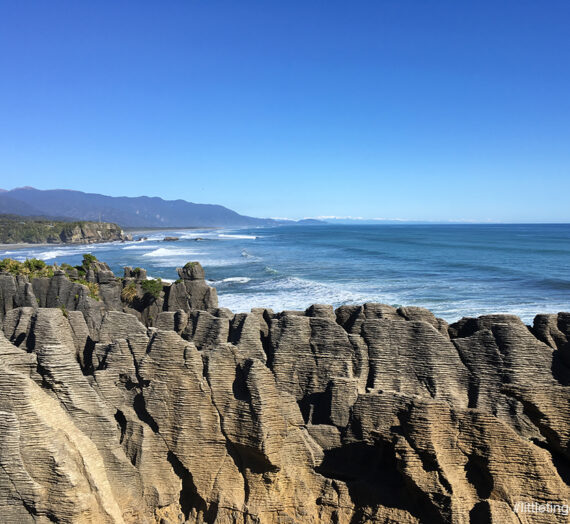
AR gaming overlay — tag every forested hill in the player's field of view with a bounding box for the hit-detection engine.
[0,187,279,228]
[0,214,131,244]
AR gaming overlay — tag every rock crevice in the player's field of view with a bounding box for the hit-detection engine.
[0,260,568,523]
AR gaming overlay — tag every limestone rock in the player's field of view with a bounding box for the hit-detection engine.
[1,259,569,523]
[166,262,218,311]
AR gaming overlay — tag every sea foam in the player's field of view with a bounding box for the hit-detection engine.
[142,247,205,258]
[219,277,252,284]
[218,234,258,240]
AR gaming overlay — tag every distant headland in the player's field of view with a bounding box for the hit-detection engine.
[0,214,131,245]
[0,187,325,228]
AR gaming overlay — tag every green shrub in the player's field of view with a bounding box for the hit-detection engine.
[0,257,103,301]
[0,258,54,278]
[74,278,100,301]
[24,258,46,272]
[0,258,22,275]
[73,254,98,275]
[82,253,97,266]
[121,281,138,304]
[87,282,100,301]
[141,278,163,300]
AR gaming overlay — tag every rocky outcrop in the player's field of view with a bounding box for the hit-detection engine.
[0,260,569,523]
[0,215,132,244]
[164,262,218,312]
[58,221,132,244]
[0,259,217,336]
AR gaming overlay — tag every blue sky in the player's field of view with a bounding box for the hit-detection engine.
[1,1,569,222]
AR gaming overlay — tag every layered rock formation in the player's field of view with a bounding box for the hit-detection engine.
[58,221,132,244]
[0,260,568,523]
[0,215,132,244]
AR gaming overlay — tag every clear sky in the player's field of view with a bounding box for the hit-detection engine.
[1,2,569,222]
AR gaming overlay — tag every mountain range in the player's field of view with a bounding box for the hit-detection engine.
[0,187,312,228]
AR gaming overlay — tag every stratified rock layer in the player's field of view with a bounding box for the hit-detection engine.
[0,263,568,523]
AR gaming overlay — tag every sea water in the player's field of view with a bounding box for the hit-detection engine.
[1,224,569,323]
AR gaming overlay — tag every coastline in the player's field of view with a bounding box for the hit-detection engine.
[124,226,220,233]
[1,223,568,324]
[0,242,56,250]
[0,227,219,250]
[0,240,128,250]
[0,257,568,522]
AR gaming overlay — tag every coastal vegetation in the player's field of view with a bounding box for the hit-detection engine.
[0,214,130,244]
[0,253,166,305]
[75,278,100,301]
[0,254,101,300]
[0,255,214,318]
[0,257,55,278]
[141,278,163,300]
[121,281,138,304]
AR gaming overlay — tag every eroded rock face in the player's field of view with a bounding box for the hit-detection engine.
[0,264,569,523]
[0,260,216,336]
[164,262,218,312]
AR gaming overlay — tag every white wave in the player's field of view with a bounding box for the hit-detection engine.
[142,247,205,258]
[217,276,373,314]
[8,253,31,262]
[179,231,218,240]
[143,252,240,268]
[218,234,258,240]
[147,275,175,284]
[36,250,64,260]
[425,303,570,324]
[2,242,131,261]
[219,277,252,284]
[222,275,567,324]
[35,248,89,260]
[122,244,157,250]
[238,249,262,262]
[142,234,168,242]
[193,258,241,267]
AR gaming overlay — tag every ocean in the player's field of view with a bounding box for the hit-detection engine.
[1,223,569,323]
